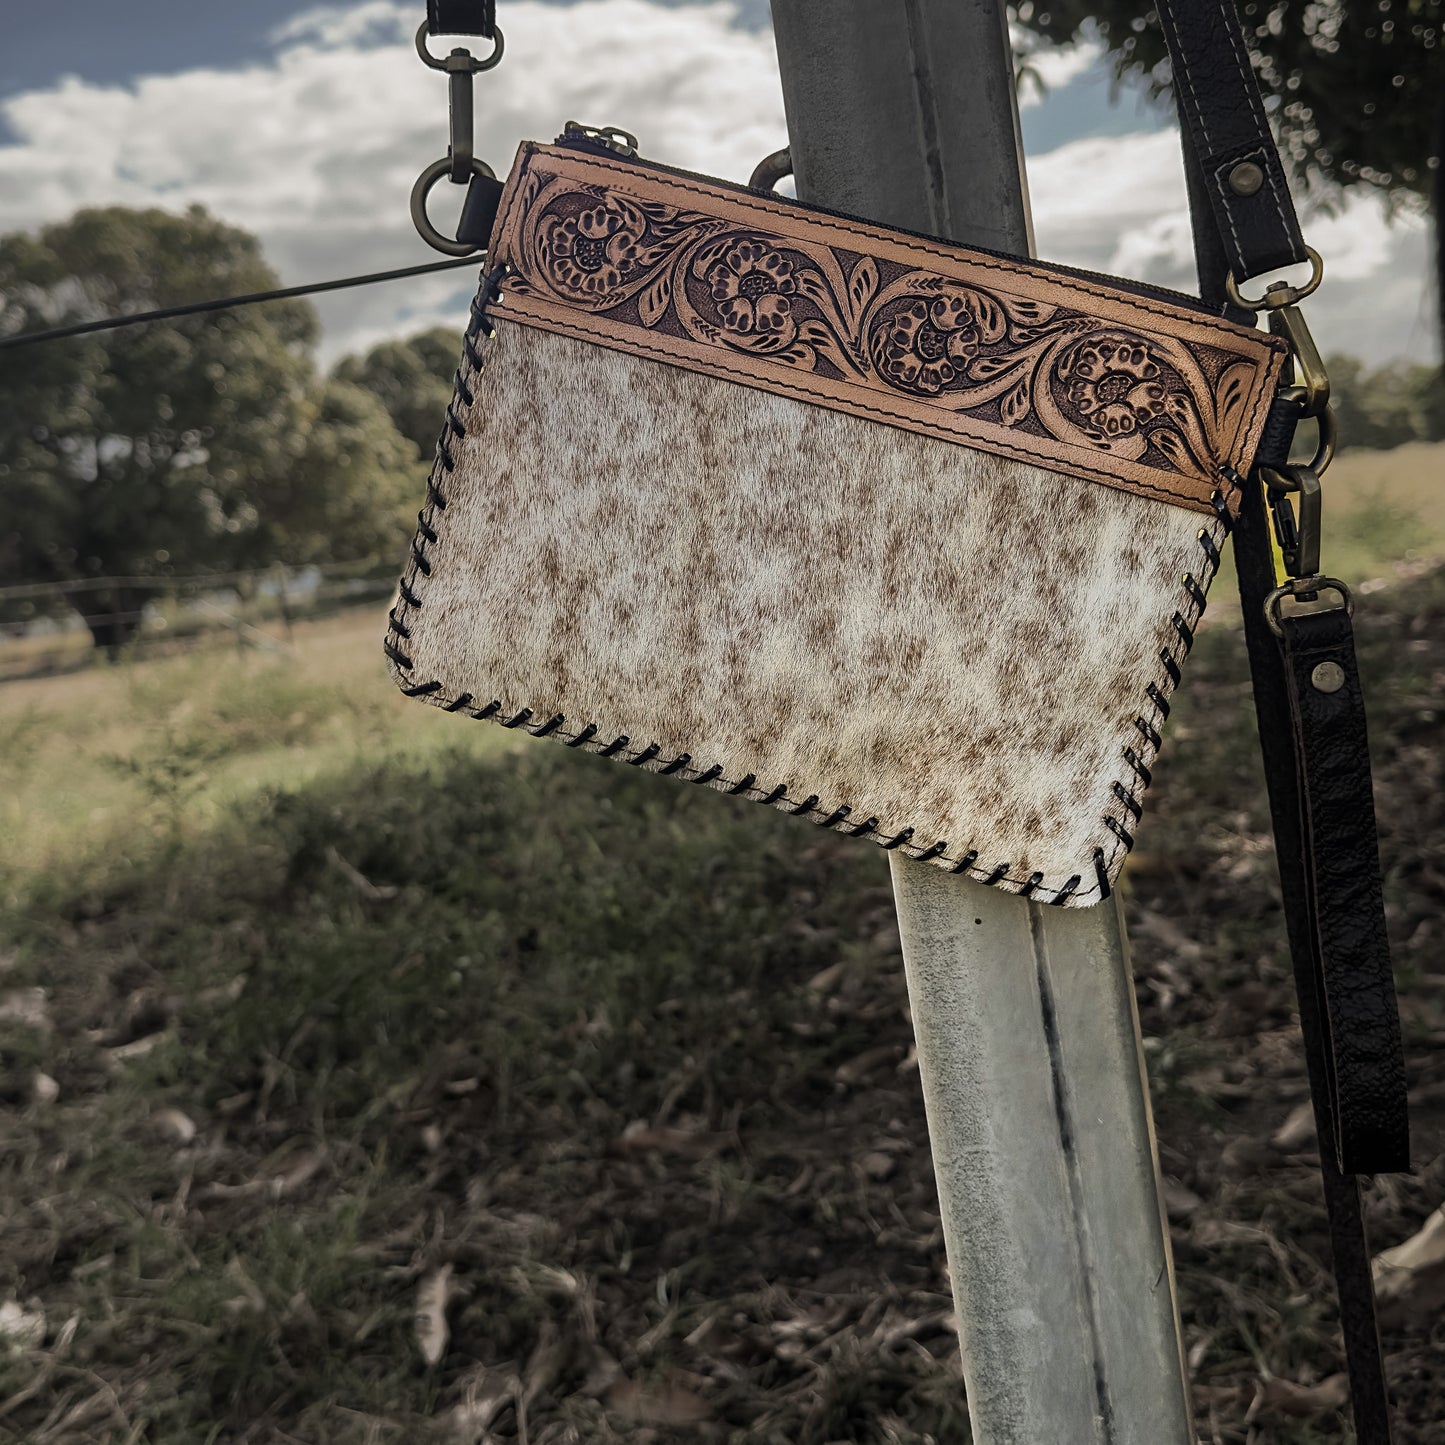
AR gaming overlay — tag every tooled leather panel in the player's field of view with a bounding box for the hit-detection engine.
[391,322,1227,905]
[489,144,1287,517]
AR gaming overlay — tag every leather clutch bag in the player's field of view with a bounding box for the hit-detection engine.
[386,130,1287,905]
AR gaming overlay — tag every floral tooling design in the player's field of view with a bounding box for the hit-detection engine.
[708,240,798,340]
[503,161,1282,505]
[1059,335,1168,439]
[873,294,983,395]
[542,200,643,296]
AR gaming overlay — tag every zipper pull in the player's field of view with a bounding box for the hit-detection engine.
[557,121,638,157]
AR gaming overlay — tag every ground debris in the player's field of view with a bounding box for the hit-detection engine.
[0,986,51,1030]
[0,1298,47,1350]
[415,1264,459,1367]
[603,1373,712,1426]
[1271,1100,1317,1151]
[150,1106,198,1145]
[4,560,1445,1441]
[616,1120,731,1158]
[1251,1373,1350,1418]
[326,844,401,901]
[439,1363,520,1441]
[1373,1205,1445,1326]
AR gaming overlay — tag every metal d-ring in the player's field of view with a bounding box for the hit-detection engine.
[411,156,496,256]
[1225,245,1324,311]
[1263,576,1354,639]
[415,19,504,72]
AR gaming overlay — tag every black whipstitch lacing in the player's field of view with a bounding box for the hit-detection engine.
[386,265,1242,906]
[384,264,506,709]
[1093,466,1243,886]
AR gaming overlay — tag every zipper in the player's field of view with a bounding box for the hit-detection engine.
[555,127,1228,319]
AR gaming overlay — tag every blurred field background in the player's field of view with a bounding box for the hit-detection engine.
[1,436,1444,1444]
[6,435,1443,888]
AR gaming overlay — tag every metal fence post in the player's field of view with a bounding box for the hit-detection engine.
[767,4,1195,1440]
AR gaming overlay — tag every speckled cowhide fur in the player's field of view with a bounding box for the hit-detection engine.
[386,144,1288,906]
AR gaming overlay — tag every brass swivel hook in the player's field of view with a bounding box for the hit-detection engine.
[411,20,503,256]
[1232,248,1355,632]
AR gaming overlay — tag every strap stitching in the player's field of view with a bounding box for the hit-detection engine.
[1159,5,1249,269]
[505,146,1285,347]
[1169,15,1214,153]
[1214,0,1298,243]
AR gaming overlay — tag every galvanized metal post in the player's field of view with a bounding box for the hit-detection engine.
[768,5,1195,1441]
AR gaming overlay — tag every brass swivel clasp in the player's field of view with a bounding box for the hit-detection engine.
[1261,463,1322,580]
[1229,247,1353,632]
[411,20,504,256]
[1228,246,1333,462]
[1268,293,1330,421]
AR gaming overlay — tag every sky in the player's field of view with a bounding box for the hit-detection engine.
[0,0,1436,369]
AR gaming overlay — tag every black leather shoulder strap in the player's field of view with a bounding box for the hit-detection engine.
[428,0,495,37]
[1232,470,1402,1445]
[1278,604,1409,1176]
[1155,0,1309,281]
[1175,16,1408,1431]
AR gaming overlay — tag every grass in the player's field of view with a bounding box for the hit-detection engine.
[2,443,1444,1443]
[4,739,929,1443]
[1322,439,1445,584]
[0,609,501,895]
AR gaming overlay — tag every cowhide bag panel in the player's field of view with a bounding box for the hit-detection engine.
[386,143,1287,907]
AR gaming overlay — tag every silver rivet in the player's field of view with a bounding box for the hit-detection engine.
[1311,661,1346,693]
[1228,161,1265,196]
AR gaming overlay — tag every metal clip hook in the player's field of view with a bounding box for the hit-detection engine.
[445,51,476,182]
[1261,461,1350,640]
[1263,464,1323,581]
[411,20,503,256]
[1268,300,1330,419]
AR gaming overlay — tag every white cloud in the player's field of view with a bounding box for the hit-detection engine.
[0,5,1432,367]
[0,0,789,361]
[1030,129,1192,280]
[268,2,413,48]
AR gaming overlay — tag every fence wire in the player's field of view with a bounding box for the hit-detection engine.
[0,557,398,682]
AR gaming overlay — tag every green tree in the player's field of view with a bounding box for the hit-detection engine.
[0,206,416,655]
[259,379,418,565]
[1328,353,1445,449]
[1012,1,1443,205]
[332,326,461,462]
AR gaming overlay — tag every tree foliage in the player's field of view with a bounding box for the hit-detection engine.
[262,379,418,566]
[1328,352,1445,448]
[1012,1,1443,204]
[0,206,416,653]
[332,327,461,462]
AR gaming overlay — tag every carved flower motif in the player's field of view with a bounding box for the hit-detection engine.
[548,202,642,297]
[1059,335,1167,438]
[873,294,980,394]
[707,240,797,337]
